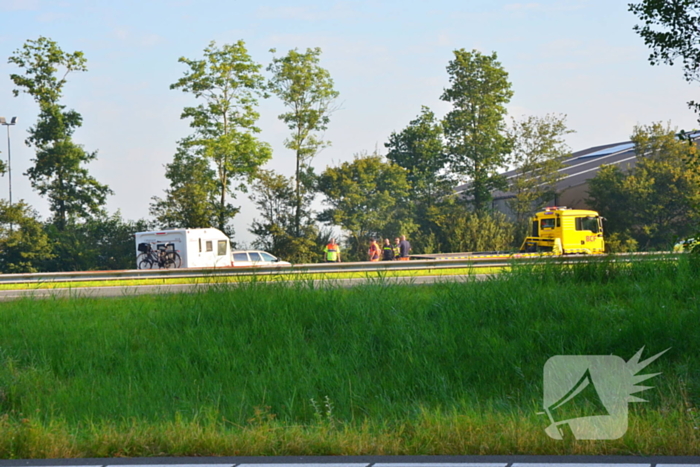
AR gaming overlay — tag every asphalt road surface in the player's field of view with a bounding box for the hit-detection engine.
[0,274,492,301]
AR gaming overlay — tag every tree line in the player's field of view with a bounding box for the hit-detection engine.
[2,24,699,271]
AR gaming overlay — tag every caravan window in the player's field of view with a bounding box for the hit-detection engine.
[217,240,227,256]
[206,241,213,252]
[199,238,202,253]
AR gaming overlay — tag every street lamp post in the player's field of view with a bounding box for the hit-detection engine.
[0,117,17,208]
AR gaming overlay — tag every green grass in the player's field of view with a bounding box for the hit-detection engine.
[0,255,698,457]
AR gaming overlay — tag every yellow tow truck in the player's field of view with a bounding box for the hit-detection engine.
[411,206,605,260]
[519,206,605,255]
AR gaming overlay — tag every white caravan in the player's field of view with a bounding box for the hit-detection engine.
[134,228,232,269]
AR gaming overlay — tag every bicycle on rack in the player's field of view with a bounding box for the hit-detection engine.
[136,242,182,269]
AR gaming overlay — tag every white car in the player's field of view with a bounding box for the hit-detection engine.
[231,250,292,267]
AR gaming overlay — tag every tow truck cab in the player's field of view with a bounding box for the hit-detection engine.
[519,207,605,255]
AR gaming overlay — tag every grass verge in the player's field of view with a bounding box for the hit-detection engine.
[1,406,698,458]
[0,255,697,457]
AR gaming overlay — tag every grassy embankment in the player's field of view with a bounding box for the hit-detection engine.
[0,255,698,457]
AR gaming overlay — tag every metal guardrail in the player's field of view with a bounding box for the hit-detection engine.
[0,252,678,286]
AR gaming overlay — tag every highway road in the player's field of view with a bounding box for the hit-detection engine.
[0,252,669,292]
[0,274,489,301]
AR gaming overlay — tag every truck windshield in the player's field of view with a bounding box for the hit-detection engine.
[576,216,600,233]
[541,218,555,229]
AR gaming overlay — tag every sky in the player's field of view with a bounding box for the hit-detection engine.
[0,0,697,246]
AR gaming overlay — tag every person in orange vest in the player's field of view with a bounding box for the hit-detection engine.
[324,238,341,262]
[367,238,381,261]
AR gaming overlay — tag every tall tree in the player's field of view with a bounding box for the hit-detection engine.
[8,36,112,230]
[171,40,271,236]
[586,165,636,239]
[249,170,295,254]
[317,153,410,260]
[385,106,449,253]
[507,114,573,233]
[150,143,219,229]
[385,106,450,210]
[249,170,319,263]
[587,122,700,249]
[629,0,700,114]
[267,47,339,237]
[441,49,513,212]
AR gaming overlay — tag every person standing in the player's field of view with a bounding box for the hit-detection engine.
[368,238,381,261]
[398,235,411,261]
[393,237,400,259]
[324,238,341,262]
[382,238,395,261]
